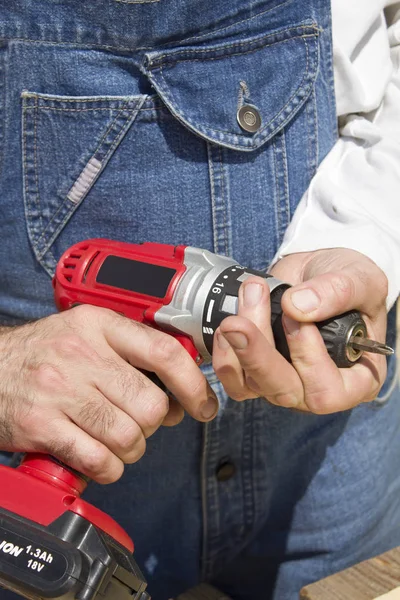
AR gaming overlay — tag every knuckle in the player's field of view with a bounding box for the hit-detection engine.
[329,272,355,304]
[304,391,334,414]
[124,437,146,464]
[149,334,182,366]
[29,363,66,394]
[70,303,103,324]
[140,391,169,429]
[273,392,299,408]
[114,364,147,404]
[78,398,116,435]
[55,333,92,360]
[116,421,143,454]
[80,443,112,478]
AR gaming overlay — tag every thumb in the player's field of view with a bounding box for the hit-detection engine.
[281,268,388,322]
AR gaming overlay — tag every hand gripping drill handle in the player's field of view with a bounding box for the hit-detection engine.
[0,243,157,599]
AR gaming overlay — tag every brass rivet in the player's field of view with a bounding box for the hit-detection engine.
[237,104,262,133]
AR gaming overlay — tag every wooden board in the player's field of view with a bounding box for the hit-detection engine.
[300,547,400,599]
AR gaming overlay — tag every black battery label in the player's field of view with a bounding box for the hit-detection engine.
[0,526,67,581]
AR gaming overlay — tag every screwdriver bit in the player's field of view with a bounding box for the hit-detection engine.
[348,336,394,356]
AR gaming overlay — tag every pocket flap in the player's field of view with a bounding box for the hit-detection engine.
[143,23,319,151]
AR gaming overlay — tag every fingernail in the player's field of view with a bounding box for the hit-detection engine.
[217,331,231,350]
[223,331,248,349]
[283,315,300,337]
[243,283,263,308]
[201,396,219,420]
[291,288,320,313]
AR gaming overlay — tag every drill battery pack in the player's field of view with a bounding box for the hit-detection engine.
[0,456,149,600]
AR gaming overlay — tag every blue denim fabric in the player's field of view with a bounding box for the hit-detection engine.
[0,1,399,599]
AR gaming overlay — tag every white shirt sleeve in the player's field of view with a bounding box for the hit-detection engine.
[273,0,400,309]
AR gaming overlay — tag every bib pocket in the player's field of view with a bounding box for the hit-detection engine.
[22,92,146,275]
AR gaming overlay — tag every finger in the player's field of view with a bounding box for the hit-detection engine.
[65,389,147,463]
[94,356,171,438]
[162,395,185,426]
[212,326,251,401]
[138,370,184,427]
[281,266,388,323]
[282,315,384,412]
[19,417,125,484]
[102,316,219,422]
[218,316,304,408]
[213,279,274,401]
[238,276,274,344]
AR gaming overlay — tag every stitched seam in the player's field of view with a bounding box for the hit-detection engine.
[0,2,302,52]
[34,99,144,255]
[42,248,58,276]
[33,103,133,249]
[208,143,220,255]
[168,0,294,46]
[23,107,136,112]
[242,401,255,533]
[24,104,163,113]
[306,89,313,181]
[33,95,43,234]
[34,108,130,248]
[1,36,144,53]
[148,28,319,66]
[306,88,318,180]
[200,421,210,581]
[95,105,134,160]
[156,37,313,141]
[22,92,142,103]
[281,130,290,227]
[313,87,319,167]
[0,23,319,57]
[91,102,134,158]
[22,102,32,233]
[323,19,339,141]
[37,205,74,261]
[220,146,229,256]
[24,98,141,253]
[272,136,281,250]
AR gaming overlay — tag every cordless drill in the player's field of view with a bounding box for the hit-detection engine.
[0,238,393,600]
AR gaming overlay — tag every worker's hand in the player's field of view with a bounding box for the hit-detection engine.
[212,248,389,413]
[0,307,218,483]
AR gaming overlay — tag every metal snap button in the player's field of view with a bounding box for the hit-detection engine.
[216,461,236,482]
[237,104,262,133]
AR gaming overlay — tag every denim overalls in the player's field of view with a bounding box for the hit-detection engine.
[0,1,399,599]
